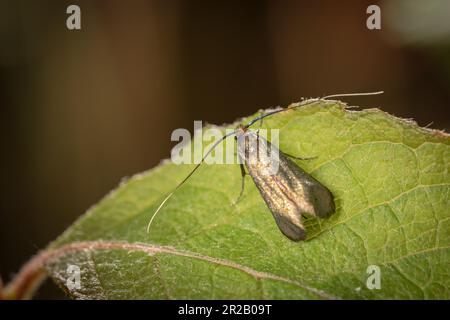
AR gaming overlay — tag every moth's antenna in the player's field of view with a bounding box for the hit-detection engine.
[146,131,236,234]
[323,91,384,99]
[246,91,383,128]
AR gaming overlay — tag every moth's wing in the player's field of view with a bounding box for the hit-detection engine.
[246,168,308,241]
[240,131,334,241]
[249,155,335,240]
[270,205,307,241]
[283,157,335,219]
[304,177,336,218]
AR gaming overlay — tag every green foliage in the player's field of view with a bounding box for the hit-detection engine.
[46,100,450,299]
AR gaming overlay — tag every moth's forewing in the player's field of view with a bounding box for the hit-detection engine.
[281,157,335,219]
[237,130,335,241]
[271,209,307,241]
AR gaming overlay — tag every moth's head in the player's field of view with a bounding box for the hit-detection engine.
[235,124,247,139]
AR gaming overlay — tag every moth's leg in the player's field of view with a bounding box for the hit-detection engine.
[232,163,247,206]
[282,151,317,161]
[256,129,261,161]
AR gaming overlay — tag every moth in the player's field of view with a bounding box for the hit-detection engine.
[234,125,334,241]
[147,91,382,241]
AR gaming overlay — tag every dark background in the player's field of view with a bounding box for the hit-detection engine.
[0,0,449,298]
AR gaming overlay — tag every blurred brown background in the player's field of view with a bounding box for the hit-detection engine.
[0,0,449,298]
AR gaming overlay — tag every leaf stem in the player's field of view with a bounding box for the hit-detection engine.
[2,251,48,300]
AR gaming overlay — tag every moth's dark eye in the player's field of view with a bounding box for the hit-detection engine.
[234,136,237,141]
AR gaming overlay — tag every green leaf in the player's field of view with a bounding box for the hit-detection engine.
[45,100,450,299]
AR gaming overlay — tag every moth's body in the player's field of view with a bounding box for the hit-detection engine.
[235,126,335,241]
